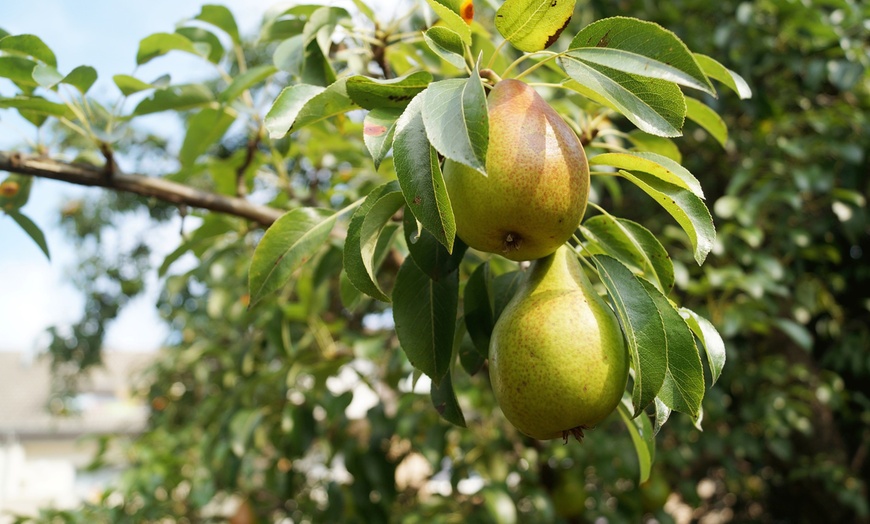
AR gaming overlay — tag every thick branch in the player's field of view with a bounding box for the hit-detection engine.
[0,150,283,227]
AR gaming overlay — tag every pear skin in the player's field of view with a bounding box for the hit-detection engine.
[443,79,589,261]
[489,245,629,440]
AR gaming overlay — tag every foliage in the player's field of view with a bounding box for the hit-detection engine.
[1,0,868,522]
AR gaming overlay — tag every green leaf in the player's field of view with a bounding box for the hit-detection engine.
[492,270,523,322]
[423,27,467,70]
[62,66,97,94]
[431,367,466,427]
[464,262,494,357]
[158,215,236,277]
[403,211,467,280]
[393,256,459,383]
[363,108,402,171]
[6,210,50,260]
[694,53,752,99]
[640,279,704,419]
[179,108,236,166]
[495,0,576,52]
[359,192,406,294]
[265,79,357,139]
[113,74,153,96]
[351,0,376,22]
[685,97,728,147]
[0,56,38,87]
[590,151,703,199]
[594,255,667,415]
[31,64,63,89]
[559,57,686,137]
[680,308,726,385]
[219,65,278,103]
[346,71,433,110]
[133,84,214,115]
[0,96,72,118]
[626,130,682,163]
[570,17,714,95]
[175,26,224,63]
[248,208,337,307]
[421,74,488,173]
[343,181,401,302]
[425,0,472,45]
[581,215,674,293]
[0,34,56,66]
[273,35,304,74]
[136,33,202,65]
[616,170,715,265]
[393,91,456,251]
[229,408,263,457]
[302,7,350,53]
[618,396,654,483]
[195,4,241,45]
[653,397,671,435]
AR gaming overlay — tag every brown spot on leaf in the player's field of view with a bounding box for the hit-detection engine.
[545,16,571,49]
[461,0,474,24]
[0,181,19,198]
[364,122,388,137]
[413,196,422,205]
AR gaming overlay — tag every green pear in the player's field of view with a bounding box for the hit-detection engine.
[443,79,589,261]
[489,245,628,440]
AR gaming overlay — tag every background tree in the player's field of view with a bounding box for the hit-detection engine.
[1,0,868,523]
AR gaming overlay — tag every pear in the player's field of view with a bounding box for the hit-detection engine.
[489,245,628,440]
[443,79,589,261]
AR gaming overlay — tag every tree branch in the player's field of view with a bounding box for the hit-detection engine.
[0,150,283,227]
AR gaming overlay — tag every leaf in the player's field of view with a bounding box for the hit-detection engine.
[495,0,576,52]
[393,91,456,251]
[0,34,57,67]
[343,181,401,302]
[618,396,654,483]
[464,262,494,356]
[136,33,202,65]
[423,27,467,70]
[694,53,752,99]
[219,65,277,103]
[680,308,726,385]
[653,397,671,435]
[0,56,38,87]
[359,192,406,294]
[590,151,703,199]
[176,26,224,63]
[351,0,376,22]
[195,4,241,45]
[133,84,214,115]
[179,107,236,166]
[559,56,686,137]
[229,408,263,457]
[640,278,704,420]
[626,130,682,163]
[431,367,466,427]
[62,66,97,94]
[685,97,728,147]
[158,215,236,277]
[593,255,667,415]
[363,108,402,171]
[492,270,523,322]
[113,74,153,96]
[265,79,357,139]
[6,210,50,260]
[581,214,674,293]
[402,211,467,280]
[32,64,63,89]
[616,170,715,265]
[248,208,337,307]
[425,0,472,44]
[570,17,714,95]
[302,6,350,54]
[421,73,488,173]
[273,34,305,74]
[393,256,459,383]
[0,96,72,118]
[346,71,433,110]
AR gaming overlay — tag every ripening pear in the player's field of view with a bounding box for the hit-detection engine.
[489,245,629,441]
[443,79,589,261]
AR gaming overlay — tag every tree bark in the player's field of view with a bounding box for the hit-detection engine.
[0,150,283,227]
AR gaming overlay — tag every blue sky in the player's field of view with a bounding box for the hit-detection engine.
[0,1,405,352]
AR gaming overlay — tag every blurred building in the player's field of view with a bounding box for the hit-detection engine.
[0,351,154,521]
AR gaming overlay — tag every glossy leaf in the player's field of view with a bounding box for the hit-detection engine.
[431,368,466,427]
[593,255,666,415]
[626,130,682,163]
[570,17,714,95]
[393,91,456,251]
[219,65,277,103]
[495,0,576,52]
[0,56,38,87]
[265,79,357,139]
[273,35,305,74]
[616,170,715,265]
[590,151,703,199]
[618,396,654,483]
[6,210,50,260]
[346,71,433,110]
[359,192,405,293]
[685,97,728,147]
[133,84,214,115]
[248,208,337,307]
[680,307,726,385]
[62,66,98,94]
[32,64,63,89]
[0,34,57,66]
[423,27,467,70]
[421,74,488,173]
[581,214,674,293]
[363,108,402,171]
[424,0,472,45]
[402,212,467,280]
[464,262,494,357]
[179,108,236,166]
[694,53,752,99]
[392,256,459,384]
[653,397,671,435]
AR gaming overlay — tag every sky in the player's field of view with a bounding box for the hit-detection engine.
[0,0,406,353]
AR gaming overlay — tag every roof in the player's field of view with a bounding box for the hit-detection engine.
[0,351,155,438]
